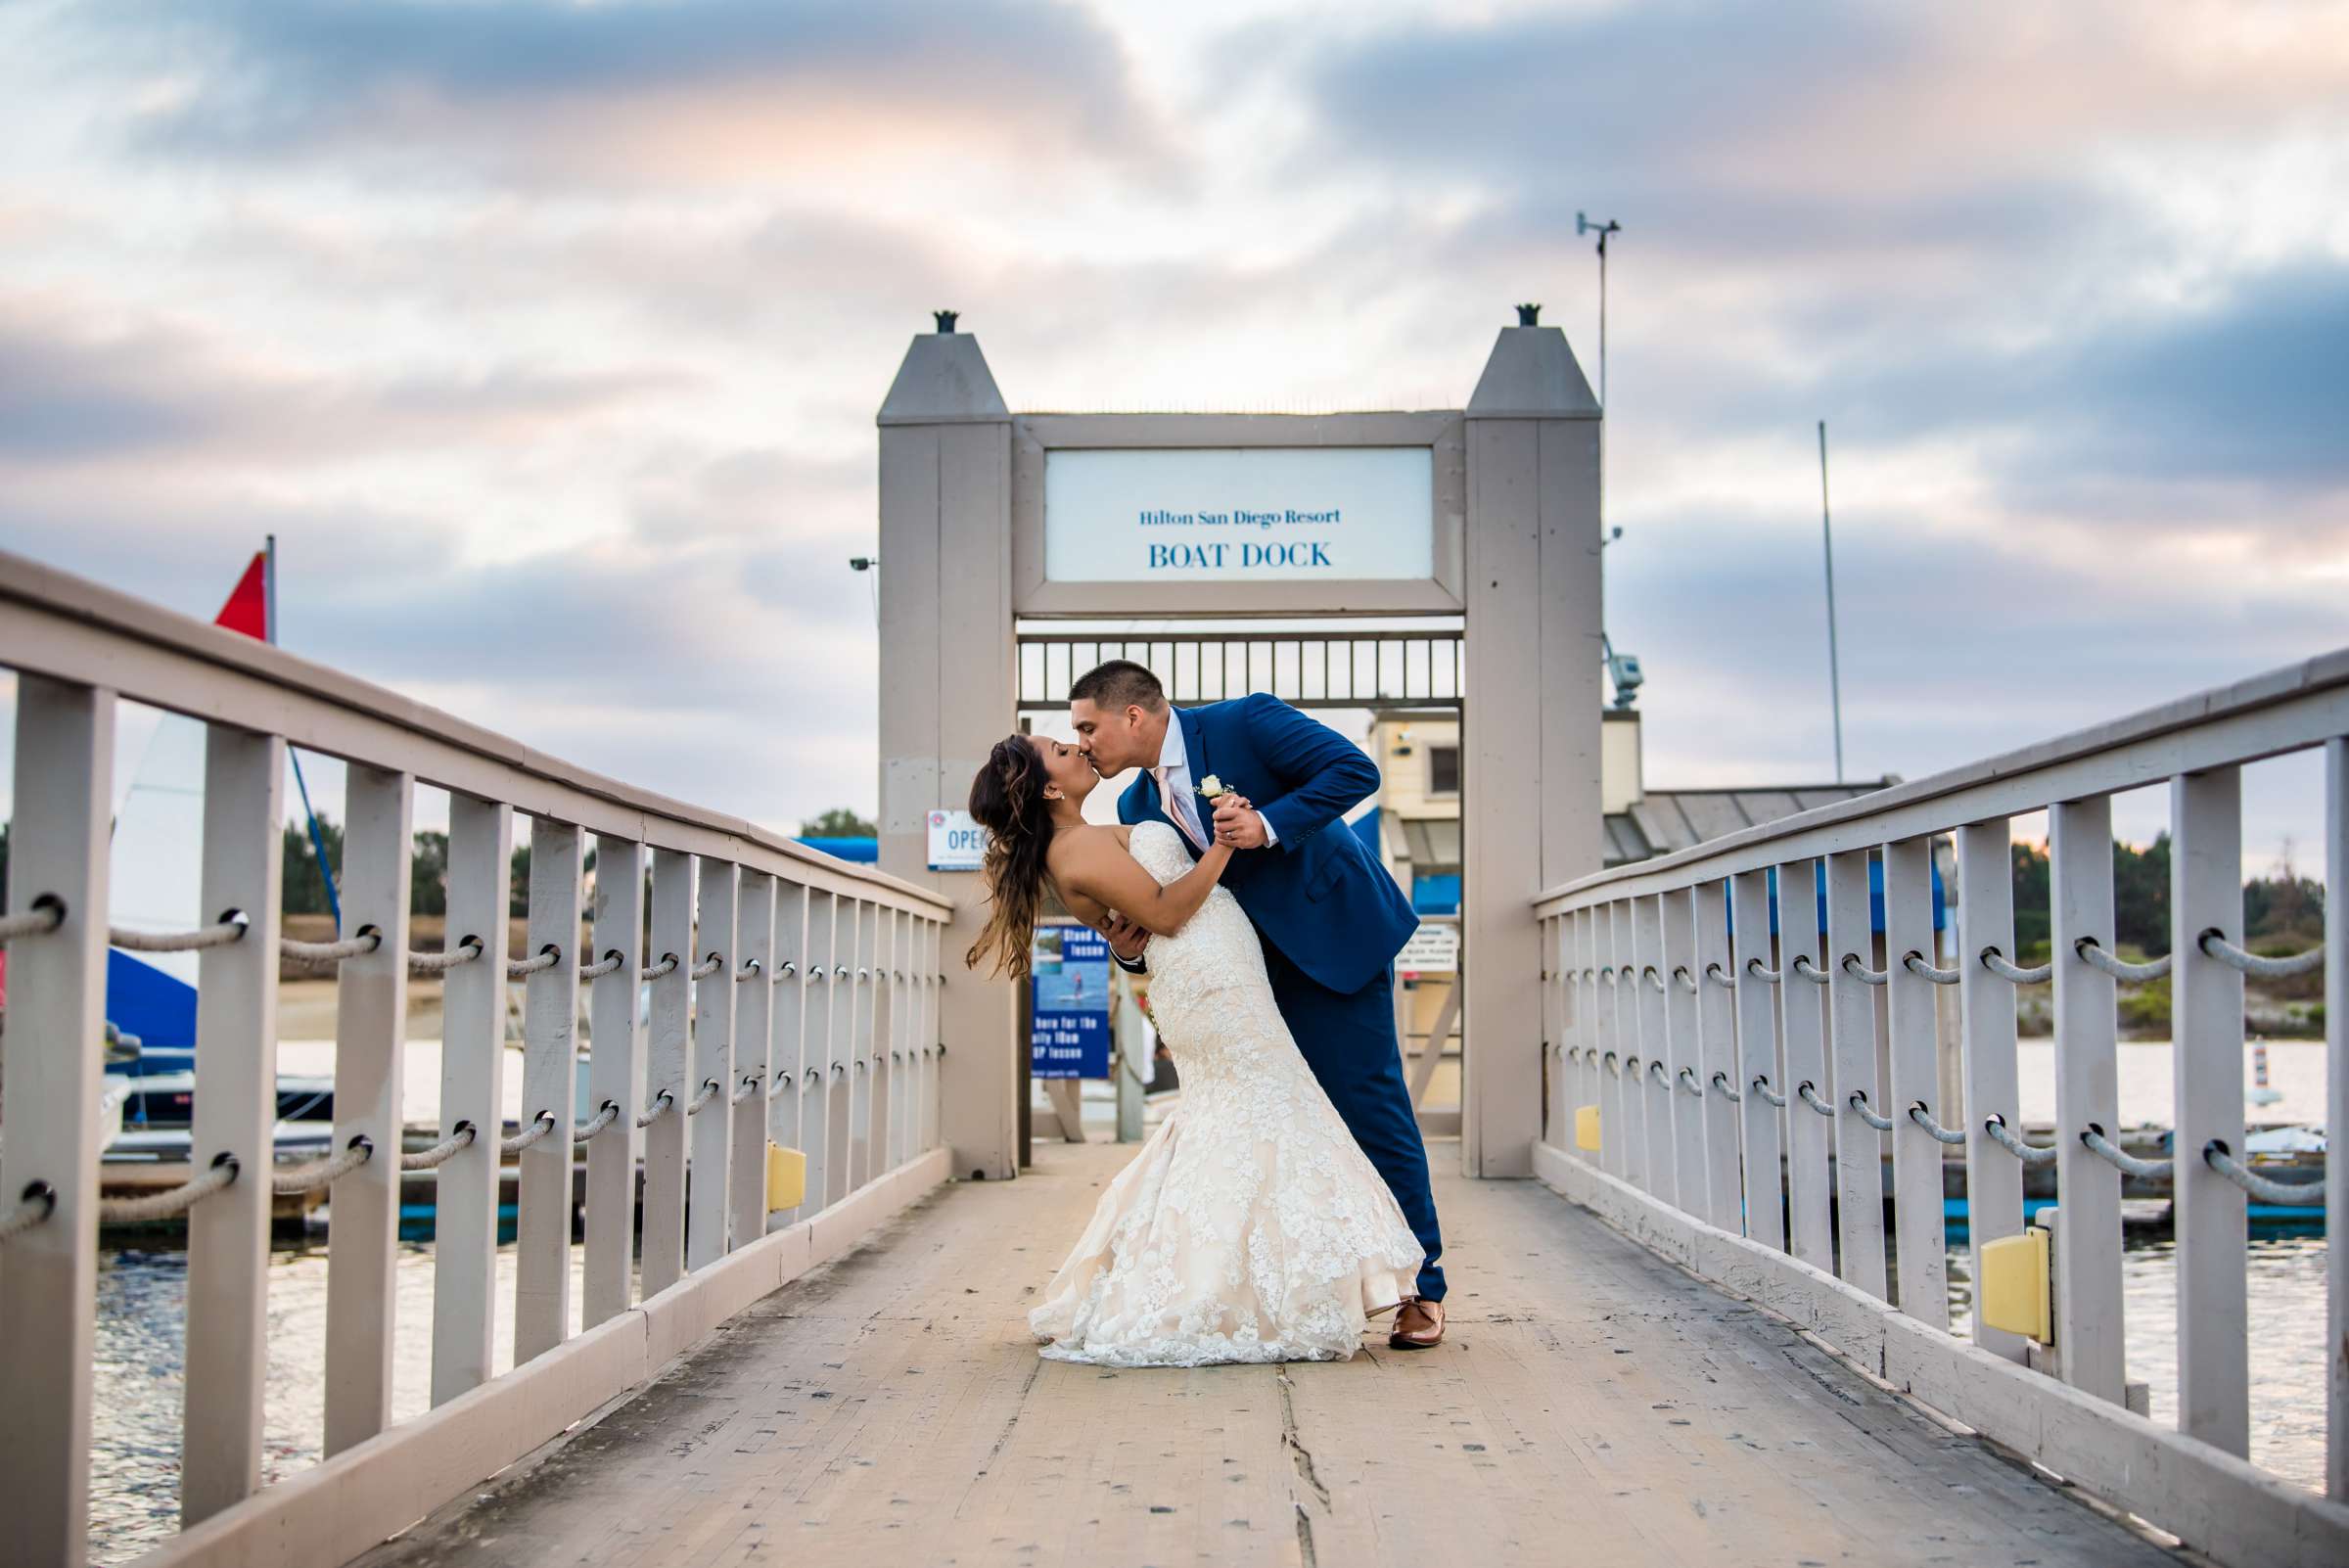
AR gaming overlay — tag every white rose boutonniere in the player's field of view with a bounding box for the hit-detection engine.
[1195,774,1229,801]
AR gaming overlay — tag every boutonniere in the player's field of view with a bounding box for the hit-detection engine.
[1195,774,1229,801]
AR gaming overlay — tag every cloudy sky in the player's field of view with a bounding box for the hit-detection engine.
[2,0,2344,866]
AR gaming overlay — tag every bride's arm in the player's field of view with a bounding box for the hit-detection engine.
[1054,830,1233,938]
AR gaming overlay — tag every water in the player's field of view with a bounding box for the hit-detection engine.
[1943,1229,2330,1495]
[91,1232,599,1566]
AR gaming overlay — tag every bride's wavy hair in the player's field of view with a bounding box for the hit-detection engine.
[964,734,1057,980]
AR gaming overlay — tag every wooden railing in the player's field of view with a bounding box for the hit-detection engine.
[1533,649,2348,1567]
[0,552,953,1567]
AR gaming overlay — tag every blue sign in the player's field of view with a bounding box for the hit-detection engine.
[1031,925,1111,1079]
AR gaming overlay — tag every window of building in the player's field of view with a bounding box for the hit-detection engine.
[1401,817,1462,872]
[1428,745,1460,797]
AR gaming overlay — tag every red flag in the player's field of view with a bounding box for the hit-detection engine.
[215,550,267,641]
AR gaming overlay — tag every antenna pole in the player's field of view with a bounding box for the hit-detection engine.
[1818,420,1844,783]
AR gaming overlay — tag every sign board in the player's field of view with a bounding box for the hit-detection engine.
[1031,926,1112,1079]
[1043,447,1434,584]
[1397,921,1459,975]
[927,808,989,871]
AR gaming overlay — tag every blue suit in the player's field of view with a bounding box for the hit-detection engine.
[1117,694,1446,1303]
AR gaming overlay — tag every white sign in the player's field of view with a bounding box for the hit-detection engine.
[1397,922,1458,975]
[1043,447,1434,583]
[927,809,989,871]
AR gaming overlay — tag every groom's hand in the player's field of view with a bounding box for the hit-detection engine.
[1211,796,1269,850]
[1103,913,1150,964]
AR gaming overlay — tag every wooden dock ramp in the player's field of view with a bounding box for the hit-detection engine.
[348,1138,2173,1568]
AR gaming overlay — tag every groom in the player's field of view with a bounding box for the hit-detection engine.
[1069,659,1448,1348]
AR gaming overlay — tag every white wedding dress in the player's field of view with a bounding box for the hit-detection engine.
[1028,821,1424,1367]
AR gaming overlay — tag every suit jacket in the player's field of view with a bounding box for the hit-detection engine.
[1116,693,1417,995]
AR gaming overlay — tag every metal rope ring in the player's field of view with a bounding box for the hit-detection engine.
[831,1062,848,1077]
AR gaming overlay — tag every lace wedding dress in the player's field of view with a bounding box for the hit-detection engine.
[1028,821,1424,1367]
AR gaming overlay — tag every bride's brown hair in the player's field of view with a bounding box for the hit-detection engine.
[964,734,1058,980]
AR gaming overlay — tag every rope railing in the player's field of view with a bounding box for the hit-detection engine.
[2204,1140,2325,1206]
[1901,948,1960,985]
[1647,1059,1671,1088]
[0,894,68,942]
[689,953,723,980]
[500,1110,558,1154]
[1750,1075,1786,1108]
[2197,929,2325,980]
[409,939,484,974]
[1981,946,2052,986]
[1985,1114,2058,1167]
[1909,1103,1966,1145]
[767,1071,794,1100]
[735,958,761,982]
[1671,965,1698,992]
[1788,954,1830,986]
[400,1124,477,1170]
[1794,1080,1836,1118]
[1848,1089,1896,1130]
[641,952,679,980]
[2081,1126,2173,1179]
[1642,966,1665,992]
[508,945,561,979]
[731,1074,762,1105]
[1602,1051,1621,1078]
[281,926,383,964]
[634,1090,675,1129]
[1676,1066,1704,1098]
[0,1180,58,1240]
[1710,1071,1741,1102]
[273,1136,374,1195]
[97,1154,240,1222]
[1703,961,1735,989]
[1746,957,1782,984]
[574,1101,622,1141]
[111,911,249,952]
[773,959,798,981]
[685,1078,722,1115]
[578,949,624,980]
[2072,938,2172,984]
[1841,953,1887,987]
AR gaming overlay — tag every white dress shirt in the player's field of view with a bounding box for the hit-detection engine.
[1151,715,1275,849]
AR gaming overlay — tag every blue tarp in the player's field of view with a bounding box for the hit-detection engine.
[796,835,878,863]
[106,949,197,1063]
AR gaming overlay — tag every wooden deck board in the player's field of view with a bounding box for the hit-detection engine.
[350,1139,2179,1568]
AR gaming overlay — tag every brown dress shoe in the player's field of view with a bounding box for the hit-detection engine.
[1389,1297,1445,1350]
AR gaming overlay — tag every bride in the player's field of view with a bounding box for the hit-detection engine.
[965,733,1424,1367]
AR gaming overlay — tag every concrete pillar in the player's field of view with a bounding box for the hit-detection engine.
[1461,320,1603,1176]
[877,322,1019,1179]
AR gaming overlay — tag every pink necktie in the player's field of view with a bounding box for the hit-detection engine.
[1151,764,1206,850]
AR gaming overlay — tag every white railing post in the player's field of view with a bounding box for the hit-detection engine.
[2173,765,2248,1456]
[0,675,113,1566]
[807,892,840,1210]
[433,795,511,1404]
[687,859,737,1270]
[2326,736,2346,1502]
[1543,915,1565,1145]
[875,907,899,1174]
[641,848,693,1296]
[515,817,581,1363]
[851,901,879,1192]
[583,834,643,1328]
[1882,836,1949,1329]
[2050,796,2126,1403]
[1776,859,1834,1273]
[1729,871,1784,1249]
[324,765,412,1455]
[1660,888,1706,1216]
[768,881,808,1226]
[1580,910,1601,1167]
[182,720,285,1525]
[1956,818,2027,1362]
[828,901,860,1204]
[1694,880,1742,1231]
[1633,895,1673,1203]
[731,870,774,1249]
[1605,900,1633,1184]
[924,919,944,1152]
[1825,850,1887,1298]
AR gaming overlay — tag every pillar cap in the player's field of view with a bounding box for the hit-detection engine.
[879,330,1010,426]
[1466,324,1599,419]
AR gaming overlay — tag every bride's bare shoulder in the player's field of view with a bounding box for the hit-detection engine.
[1046,822,1127,863]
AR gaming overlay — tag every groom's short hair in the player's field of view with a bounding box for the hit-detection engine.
[1070,659,1166,714]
